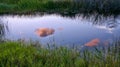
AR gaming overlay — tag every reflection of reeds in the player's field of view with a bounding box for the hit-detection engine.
[81,14,120,30]
[0,19,8,42]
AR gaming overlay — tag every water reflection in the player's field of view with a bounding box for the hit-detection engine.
[1,13,119,25]
[85,38,100,47]
[58,27,64,31]
[80,14,120,33]
[0,13,120,45]
[0,18,8,41]
[35,28,55,37]
[85,14,119,25]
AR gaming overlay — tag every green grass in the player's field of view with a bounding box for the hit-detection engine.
[0,0,120,14]
[0,40,120,67]
[0,3,16,13]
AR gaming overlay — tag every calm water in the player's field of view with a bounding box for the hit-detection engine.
[0,14,120,46]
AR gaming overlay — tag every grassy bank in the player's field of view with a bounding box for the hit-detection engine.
[0,40,120,67]
[0,0,120,15]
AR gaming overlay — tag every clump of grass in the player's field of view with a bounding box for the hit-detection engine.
[0,40,120,67]
[0,3,16,13]
[0,41,80,67]
[0,0,19,4]
[0,41,37,67]
[17,0,40,11]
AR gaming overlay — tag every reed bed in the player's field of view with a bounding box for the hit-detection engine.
[0,0,119,14]
[0,40,120,67]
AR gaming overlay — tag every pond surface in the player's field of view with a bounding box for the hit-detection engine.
[0,14,120,46]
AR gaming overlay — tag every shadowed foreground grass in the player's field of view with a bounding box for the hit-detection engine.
[0,40,120,67]
[0,0,120,14]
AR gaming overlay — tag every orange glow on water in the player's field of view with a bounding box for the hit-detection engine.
[85,38,100,47]
[58,27,64,31]
[35,28,55,37]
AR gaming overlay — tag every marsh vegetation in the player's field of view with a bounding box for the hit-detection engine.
[0,0,120,67]
[0,0,120,14]
[0,40,120,67]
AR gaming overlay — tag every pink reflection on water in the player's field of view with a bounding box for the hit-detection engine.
[103,40,109,46]
[35,28,55,37]
[58,27,64,31]
[85,38,100,47]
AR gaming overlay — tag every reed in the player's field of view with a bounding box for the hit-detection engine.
[0,40,120,67]
[0,0,119,14]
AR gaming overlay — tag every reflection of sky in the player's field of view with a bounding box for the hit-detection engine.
[1,15,120,46]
